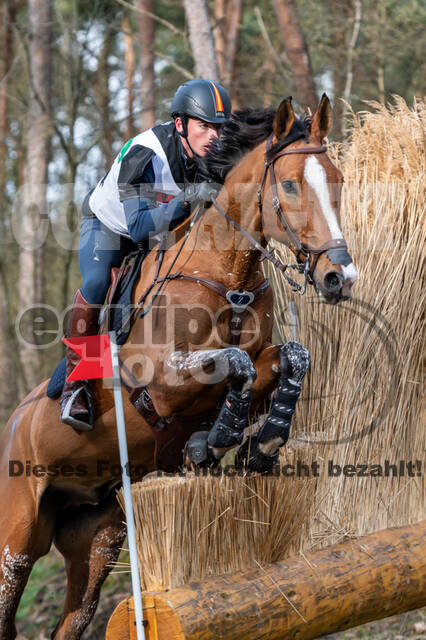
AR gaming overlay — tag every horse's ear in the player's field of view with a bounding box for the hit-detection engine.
[273,97,295,139]
[310,93,332,142]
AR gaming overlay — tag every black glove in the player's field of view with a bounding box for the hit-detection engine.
[178,181,220,205]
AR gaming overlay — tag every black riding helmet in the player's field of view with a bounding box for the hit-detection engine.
[170,79,231,126]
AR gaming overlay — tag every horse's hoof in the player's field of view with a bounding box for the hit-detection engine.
[223,348,257,389]
[183,431,219,468]
[236,435,279,473]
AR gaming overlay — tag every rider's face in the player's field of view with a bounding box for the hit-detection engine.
[175,117,221,158]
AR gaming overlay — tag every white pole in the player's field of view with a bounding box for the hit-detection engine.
[288,301,298,342]
[109,331,146,640]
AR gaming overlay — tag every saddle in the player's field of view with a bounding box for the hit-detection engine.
[100,248,147,345]
[46,249,146,399]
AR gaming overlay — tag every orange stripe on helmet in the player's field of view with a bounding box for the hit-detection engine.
[210,82,224,113]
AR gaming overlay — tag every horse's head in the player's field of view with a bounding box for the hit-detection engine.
[260,94,357,303]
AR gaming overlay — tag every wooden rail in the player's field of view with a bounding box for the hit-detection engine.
[106,519,426,640]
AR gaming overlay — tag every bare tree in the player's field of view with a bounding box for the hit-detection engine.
[376,1,385,103]
[122,12,136,140]
[137,0,155,130]
[343,0,362,132]
[0,0,23,193]
[272,0,317,112]
[96,28,115,168]
[0,2,18,422]
[331,1,349,139]
[0,3,10,194]
[213,0,226,79]
[214,0,242,92]
[183,0,219,81]
[223,0,242,87]
[18,0,52,391]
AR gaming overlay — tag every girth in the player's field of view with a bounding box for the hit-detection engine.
[161,273,270,347]
[117,241,270,348]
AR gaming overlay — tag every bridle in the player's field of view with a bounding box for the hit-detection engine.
[211,134,348,294]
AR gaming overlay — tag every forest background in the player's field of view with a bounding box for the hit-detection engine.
[0,0,425,427]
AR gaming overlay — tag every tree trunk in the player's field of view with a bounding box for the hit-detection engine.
[331,1,349,140]
[19,0,52,392]
[272,0,317,112]
[342,0,362,133]
[182,0,219,81]
[96,29,114,169]
[0,3,10,194]
[122,13,136,140]
[376,2,386,104]
[0,4,12,424]
[223,0,242,87]
[213,0,226,79]
[137,0,155,131]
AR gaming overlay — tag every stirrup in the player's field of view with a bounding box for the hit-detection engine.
[61,385,94,432]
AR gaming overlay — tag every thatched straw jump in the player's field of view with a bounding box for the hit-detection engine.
[109,97,425,639]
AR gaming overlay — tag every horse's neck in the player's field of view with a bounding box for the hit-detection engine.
[187,146,266,289]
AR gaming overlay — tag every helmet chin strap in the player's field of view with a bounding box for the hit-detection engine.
[177,114,197,158]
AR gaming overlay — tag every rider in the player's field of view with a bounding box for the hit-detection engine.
[60,79,232,431]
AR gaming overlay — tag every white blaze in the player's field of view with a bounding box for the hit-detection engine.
[304,155,343,240]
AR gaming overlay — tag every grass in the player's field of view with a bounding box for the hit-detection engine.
[16,552,66,638]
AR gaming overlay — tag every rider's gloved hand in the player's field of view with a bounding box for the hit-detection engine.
[179,181,220,205]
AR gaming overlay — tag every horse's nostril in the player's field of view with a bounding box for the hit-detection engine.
[324,271,343,293]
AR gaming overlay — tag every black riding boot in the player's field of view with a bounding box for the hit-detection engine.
[60,290,100,431]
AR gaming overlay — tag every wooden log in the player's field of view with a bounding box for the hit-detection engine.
[106,520,426,640]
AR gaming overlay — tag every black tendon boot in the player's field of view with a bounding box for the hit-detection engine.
[207,389,252,451]
[239,341,310,472]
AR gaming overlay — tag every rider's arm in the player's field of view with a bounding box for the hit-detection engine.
[122,192,189,244]
[118,147,189,244]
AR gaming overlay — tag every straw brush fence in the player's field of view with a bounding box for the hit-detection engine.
[118,97,425,594]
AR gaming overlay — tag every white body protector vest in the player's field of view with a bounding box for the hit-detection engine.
[89,123,182,238]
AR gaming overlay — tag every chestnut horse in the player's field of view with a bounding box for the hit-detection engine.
[0,95,357,639]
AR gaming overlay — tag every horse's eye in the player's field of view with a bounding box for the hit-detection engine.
[281,180,298,196]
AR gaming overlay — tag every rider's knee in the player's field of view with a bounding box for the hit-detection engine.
[81,278,109,306]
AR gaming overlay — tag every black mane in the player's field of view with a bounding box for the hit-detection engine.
[196,108,311,184]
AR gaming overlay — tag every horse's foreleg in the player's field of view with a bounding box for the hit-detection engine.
[159,347,257,464]
[238,341,310,471]
[52,494,126,640]
[206,347,257,457]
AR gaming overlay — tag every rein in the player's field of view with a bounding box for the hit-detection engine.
[209,196,311,294]
[117,135,349,347]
